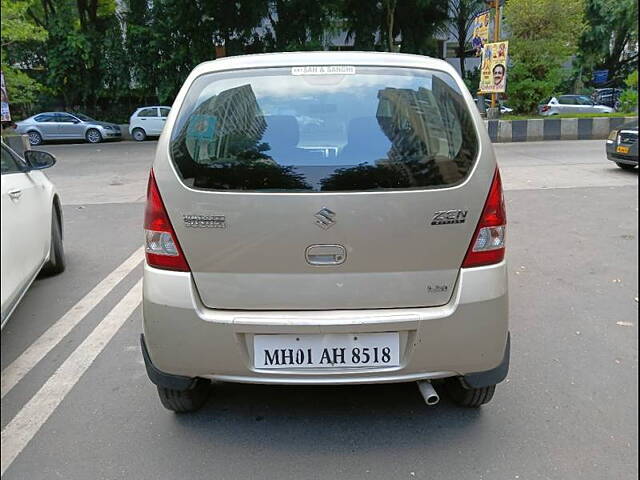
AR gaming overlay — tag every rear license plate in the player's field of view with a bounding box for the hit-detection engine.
[254,333,400,369]
[617,145,630,154]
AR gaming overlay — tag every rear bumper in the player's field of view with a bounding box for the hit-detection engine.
[142,262,509,387]
[606,141,638,165]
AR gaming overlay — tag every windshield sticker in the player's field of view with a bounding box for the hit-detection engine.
[291,66,356,76]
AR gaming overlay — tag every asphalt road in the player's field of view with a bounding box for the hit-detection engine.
[1,139,637,479]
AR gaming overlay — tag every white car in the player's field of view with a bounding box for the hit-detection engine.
[538,95,615,116]
[129,106,171,141]
[1,141,65,329]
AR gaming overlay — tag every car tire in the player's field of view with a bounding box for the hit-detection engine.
[157,379,210,413]
[445,377,495,408]
[85,128,103,144]
[132,128,147,142]
[616,162,637,171]
[41,207,66,276]
[27,131,43,146]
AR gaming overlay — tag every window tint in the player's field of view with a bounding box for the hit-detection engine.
[558,96,577,105]
[34,114,57,122]
[1,146,22,174]
[576,96,593,106]
[160,108,170,117]
[170,67,478,192]
[138,108,158,117]
[57,114,78,123]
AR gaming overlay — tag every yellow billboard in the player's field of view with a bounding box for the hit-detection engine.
[479,41,508,93]
[471,11,490,55]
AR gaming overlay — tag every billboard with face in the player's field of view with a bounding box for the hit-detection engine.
[479,41,508,93]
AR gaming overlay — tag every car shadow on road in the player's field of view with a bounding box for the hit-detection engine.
[606,165,639,176]
[170,382,487,454]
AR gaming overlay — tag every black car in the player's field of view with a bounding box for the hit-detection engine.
[606,121,638,170]
[592,88,623,110]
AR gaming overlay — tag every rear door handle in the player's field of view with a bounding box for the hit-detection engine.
[8,189,22,201]
[305,244,346,265]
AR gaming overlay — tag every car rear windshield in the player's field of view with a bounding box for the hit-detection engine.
[170,66,478,192]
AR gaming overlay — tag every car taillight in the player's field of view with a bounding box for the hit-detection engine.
[541,105,550,112]
[462,169,506,268]
[144,170,190,271]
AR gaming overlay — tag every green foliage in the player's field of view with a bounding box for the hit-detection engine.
[463,66,480,93]
[1,66,42,106]
[619,70,638,113]
[1,0,48,110]
[576,0,639,87]
[504,0,585,114]
[0,0,47,46]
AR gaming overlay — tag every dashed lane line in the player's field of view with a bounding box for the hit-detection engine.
[1,280,143,476]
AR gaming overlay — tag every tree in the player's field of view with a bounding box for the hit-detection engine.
[341,0,383,50]
[576,0,638,87]
[383,0,397,52]
[394,0,449,56]
[342,0,448,55]
[446,0,484,78]
[1,0,48,109]
[263,0,341,51]
[504,0,585,114]
[619,70,638,113]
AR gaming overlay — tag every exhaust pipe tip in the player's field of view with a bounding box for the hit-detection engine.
[417,380,440,406]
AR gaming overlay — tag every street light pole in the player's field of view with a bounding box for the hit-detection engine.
[491,0,500,109]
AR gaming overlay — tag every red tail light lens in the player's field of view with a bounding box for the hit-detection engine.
[462,169,506,268]
[144,170,190,271]
[541,105,550,112]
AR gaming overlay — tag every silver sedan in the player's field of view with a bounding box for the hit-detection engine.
[16,112,122,145]
[538,95,615,116]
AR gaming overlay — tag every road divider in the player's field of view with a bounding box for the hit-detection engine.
[485,116,637,143]
[1,280,143,476]
[0,247,144,399]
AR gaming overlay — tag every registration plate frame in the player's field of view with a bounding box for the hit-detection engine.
[253,332,401,369]
[616,145,630,154]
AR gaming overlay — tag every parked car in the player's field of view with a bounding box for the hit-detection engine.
[474,98,513,117]
[1,141,64,328]
[140,52,510,413]
[592,88,623,110]
[538,95,614,116]
[129,106,171,141]
[606,121,638,170]
[16,112,122,145]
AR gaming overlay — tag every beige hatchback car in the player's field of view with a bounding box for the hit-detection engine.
[141,52,509,412]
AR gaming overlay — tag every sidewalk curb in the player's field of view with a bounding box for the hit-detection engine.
[484,116,637,142]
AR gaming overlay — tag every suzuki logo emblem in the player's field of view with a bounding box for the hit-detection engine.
[314,207,336,229]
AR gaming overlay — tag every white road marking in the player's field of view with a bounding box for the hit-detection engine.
[0,280,142,477]
[0,247,144,399]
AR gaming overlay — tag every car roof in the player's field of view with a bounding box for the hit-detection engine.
[188,51,454,79]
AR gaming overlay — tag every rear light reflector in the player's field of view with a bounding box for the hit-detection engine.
[144,170,190,271]
[462,169,506,268]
